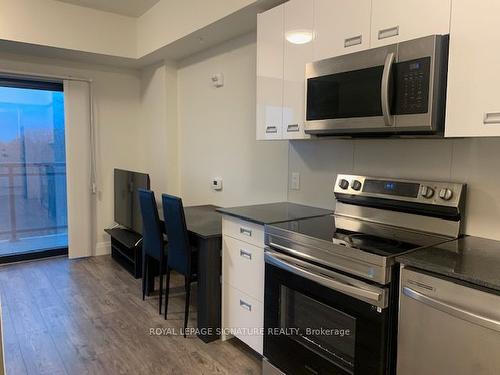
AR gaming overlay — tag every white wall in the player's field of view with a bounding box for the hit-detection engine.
[139,62,180,195]
[0,0,264,60]
[0,51,144,254]
[177,33,288,206]
[0,32,288,256]
[137,0,255,56]
[288,138,500,240]
[0,0,137,58]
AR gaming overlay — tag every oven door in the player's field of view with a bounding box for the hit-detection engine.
[305,44,397,135]
[264,250,391,375]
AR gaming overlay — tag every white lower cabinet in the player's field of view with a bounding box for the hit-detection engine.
[223,236,264,302]
[222,216,265,247]
[223,283,264,354]
[221,216,265,354]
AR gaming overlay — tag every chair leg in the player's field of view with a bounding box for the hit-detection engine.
[164,267,171,320]
[183,276,191,338]
[158,257,164,315]
[142,255,148,300]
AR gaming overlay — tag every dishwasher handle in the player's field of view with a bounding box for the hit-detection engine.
[403,287,500,333]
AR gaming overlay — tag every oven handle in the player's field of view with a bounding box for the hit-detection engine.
[381,52,395,127]
[265,250,387,308]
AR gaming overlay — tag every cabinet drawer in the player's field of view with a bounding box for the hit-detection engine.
[223,283,264,354]
[222,216,265,247]
[223,236,264,302]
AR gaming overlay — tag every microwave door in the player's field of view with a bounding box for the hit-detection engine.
[305,44,397,135]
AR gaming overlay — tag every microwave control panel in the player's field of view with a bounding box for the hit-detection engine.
[393,57,431,115]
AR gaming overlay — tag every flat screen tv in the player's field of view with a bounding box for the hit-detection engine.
[114,168,150,234]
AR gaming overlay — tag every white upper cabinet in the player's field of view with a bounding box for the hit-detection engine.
[445,0,500,137]
[370,0,451,48]
[282,0,313,139]
[256,5,284,140]
[313,0,372,61]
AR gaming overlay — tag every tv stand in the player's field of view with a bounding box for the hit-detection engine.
[104,227,143,278]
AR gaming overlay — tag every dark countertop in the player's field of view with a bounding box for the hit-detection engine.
[216,202,332,225]
[160,205,222,239]
[397,236,500,292]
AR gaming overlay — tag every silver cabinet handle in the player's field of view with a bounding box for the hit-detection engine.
[287,124,300,132]
[403,287,500,333]
[344,35,362,48]
[381,52,395,127]
[483,112,500,124]
[240,227,252,236]
[378,26,399,40]
[265,250,387,308]
[240,249,252,260]
[239,300,252,311]
[265,125,278,134]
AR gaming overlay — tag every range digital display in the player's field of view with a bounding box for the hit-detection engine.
[363,179,420,198]
[384,182,396,191]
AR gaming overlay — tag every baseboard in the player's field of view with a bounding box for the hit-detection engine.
[94,241,111,256]
[0,248,67,264]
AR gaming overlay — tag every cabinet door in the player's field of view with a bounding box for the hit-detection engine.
[371,0,451,48]
[313,0,372,61]
[256,5,284,140]
[445,0,500,137]
[282,0,313,139]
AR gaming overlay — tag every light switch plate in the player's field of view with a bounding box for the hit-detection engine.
[291,172,300,190]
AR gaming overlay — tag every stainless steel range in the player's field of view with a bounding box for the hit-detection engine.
[263,174,466,375]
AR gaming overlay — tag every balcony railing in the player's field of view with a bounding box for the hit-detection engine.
[0,162,67,242]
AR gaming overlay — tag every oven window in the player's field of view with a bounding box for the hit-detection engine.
[306,65,384,121]
[280,286,356,374]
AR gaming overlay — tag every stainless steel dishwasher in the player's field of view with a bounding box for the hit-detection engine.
[397,267,500,374]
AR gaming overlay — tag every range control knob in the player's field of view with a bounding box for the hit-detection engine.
[351,180,362,191]
[439,188,453,201]
[338,179,349,190]
[420,185,435,199]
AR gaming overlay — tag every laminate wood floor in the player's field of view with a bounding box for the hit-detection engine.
[0,255,262,375]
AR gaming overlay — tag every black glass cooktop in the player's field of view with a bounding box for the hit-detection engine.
[270,215,446,258]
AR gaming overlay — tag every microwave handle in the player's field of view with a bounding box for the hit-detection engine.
[381,52,395,127]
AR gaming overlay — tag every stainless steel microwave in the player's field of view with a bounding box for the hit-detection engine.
[305,35,449,136]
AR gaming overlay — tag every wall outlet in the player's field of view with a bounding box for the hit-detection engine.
[291,172,300,190]
[212,177,223,191]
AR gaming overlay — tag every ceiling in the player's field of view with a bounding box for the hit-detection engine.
[54,0,160,17]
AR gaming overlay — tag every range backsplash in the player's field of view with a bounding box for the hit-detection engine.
[288,137,500,240]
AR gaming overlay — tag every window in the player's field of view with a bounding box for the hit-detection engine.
[0,77,68,257]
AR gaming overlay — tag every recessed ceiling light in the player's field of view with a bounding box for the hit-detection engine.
[285,30,314,45]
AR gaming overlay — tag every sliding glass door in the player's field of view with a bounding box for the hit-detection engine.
[0,78,68,260]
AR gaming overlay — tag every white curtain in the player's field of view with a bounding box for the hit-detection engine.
[63,80,95,258]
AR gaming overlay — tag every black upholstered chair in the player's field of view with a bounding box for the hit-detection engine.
[161,194,197,337]
[138,189,167,314]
